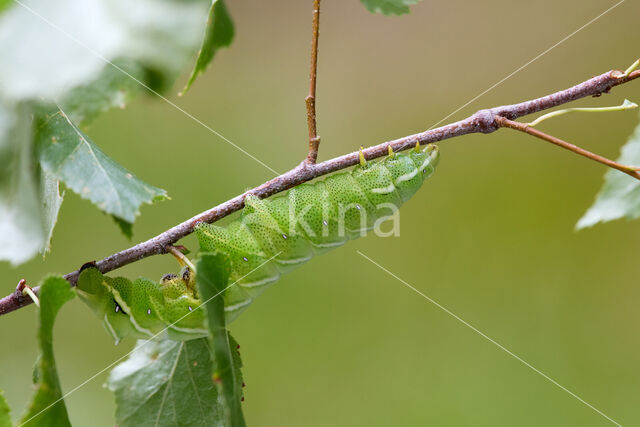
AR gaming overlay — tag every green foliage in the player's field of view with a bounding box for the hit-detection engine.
[36,108,168,224]
[577,115,640,228]
[0,0,213,264]
[197,253,245,426]
[360,0,423,15]
[108,339,225,427]
[20,276,75,427]
[183,0,235,93]
[0,390,10,427]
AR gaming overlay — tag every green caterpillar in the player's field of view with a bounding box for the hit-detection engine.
[77,144,440,342]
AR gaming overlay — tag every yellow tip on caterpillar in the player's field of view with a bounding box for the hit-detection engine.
[424,143,437,153]
[414,141,421,152]
[387,145,394,158]
[359,146,367,167]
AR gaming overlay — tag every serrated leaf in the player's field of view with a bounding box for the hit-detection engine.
[578,116,640,228]
[20,276,75,427]
[0,389,10,427]
[0,100,46,265]
[182,0,234,93]
[36,108,168,223]
[359,0,423,15]
[197,253,245,426]
[227,334,244,407]
[108,338,225,427]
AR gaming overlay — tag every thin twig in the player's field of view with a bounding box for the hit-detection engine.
[305,0,321,164]
[623,58,640,77]
[1,68,639,316]
[526,99,637,127]
[496,116,640,179]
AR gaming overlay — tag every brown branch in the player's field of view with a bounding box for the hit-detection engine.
[1,67,639,316]
[496,117,640,180]
[305,0,321,164]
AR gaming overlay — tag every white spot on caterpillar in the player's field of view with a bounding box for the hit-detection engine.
[115,305,120,313]
[322,220,328,226]
[395,169,418,184]
[147,309,151,315]
[111,288,132,314]
[242,257,249,262]
[371,183,396,194]
[355,204,361,210]
[282,234,287,239]
[188,306,193,311]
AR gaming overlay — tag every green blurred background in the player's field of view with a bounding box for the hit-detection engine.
[2,0,640,425]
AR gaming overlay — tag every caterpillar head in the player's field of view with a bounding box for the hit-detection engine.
[159,267,198,299]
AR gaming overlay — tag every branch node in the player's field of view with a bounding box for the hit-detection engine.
[15,279,27,293]
[306,136,320,164]
[472,109,499,133]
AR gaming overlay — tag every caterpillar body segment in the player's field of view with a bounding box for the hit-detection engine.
[196,144,440,321]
